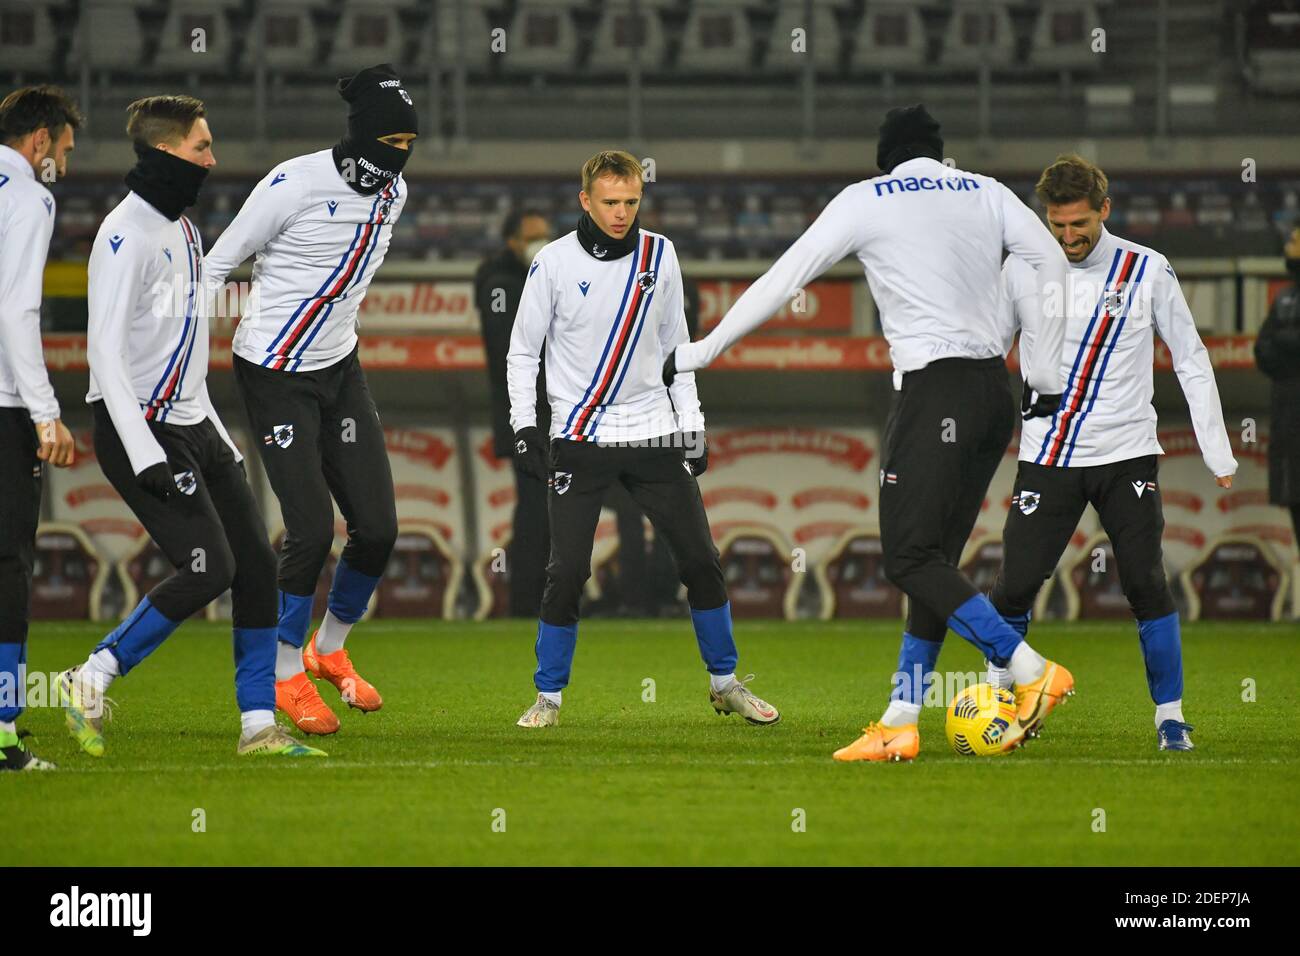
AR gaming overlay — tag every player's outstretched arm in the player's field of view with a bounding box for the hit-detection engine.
[1153,258,1237,483]
[202,164,303,294]
[86,227,168,479]
[670,183,869,376]
[999,182,1069,398]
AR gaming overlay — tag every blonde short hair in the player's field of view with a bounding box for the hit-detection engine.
[581,149,643,194]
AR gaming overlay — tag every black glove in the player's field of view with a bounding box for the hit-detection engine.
[137,461,175,501]
[682,430,709,476]
[1021,382,1062,421]
[661,349,679,387]
[513,426,550,481]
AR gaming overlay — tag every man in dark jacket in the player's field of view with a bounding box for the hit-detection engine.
[1255,226,1300,558]
[475,209,552,616]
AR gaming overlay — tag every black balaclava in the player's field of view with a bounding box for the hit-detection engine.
[576,211,641,261]
[331,63,419,195]
[876,104,945,174]
[124,144,209,221]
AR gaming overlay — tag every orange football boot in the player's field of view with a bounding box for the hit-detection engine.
[833,722,919,762]
[275,671,340,735]
[303,632,383,712]
[1002,659,1075,752]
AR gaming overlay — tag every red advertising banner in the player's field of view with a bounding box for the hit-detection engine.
[39,334,1261,372]
[697,280,853,332]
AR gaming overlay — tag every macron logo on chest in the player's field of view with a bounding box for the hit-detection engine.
[109,235,125,254]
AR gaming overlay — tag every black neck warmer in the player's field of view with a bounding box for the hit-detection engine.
[577,211,640,261]
[876,104,945,174]
[1287,257,1300,282]
[124,145,208,221]
[332,63,419,195]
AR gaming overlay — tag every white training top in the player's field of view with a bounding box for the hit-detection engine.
[0,143,60,423]
[204,149,407,373]
[85,191,241,475]
[1004,227,1237,477]
[675,156,1070,394]
[507,227,705,443]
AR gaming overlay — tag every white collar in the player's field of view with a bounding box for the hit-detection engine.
[0,144,37,181]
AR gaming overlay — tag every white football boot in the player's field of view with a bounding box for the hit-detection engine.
[710,674,780,725]
[516,693,560,728]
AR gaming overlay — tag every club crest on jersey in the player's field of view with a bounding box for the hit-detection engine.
[1016,490,1041,515]
[552,471,573,495]
[1132,480,1157,498]
[636,270,657,294]
[173,470,197,496]
[264,424,294,449]
[378,196,394,219]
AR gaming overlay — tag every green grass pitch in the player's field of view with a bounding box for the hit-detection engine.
[4,619,1298,866]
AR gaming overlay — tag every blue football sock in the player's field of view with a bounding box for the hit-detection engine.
[534,620,578,693]
[1000,608,1032,639]
[0,642,24,723]
[948,593,1021,665]
[1138,612,1183,705]
[890,632,943,705]
[327,558,381,624]
[276,590,315,649]
[690,602,739,676]
[94,597,179,675]
[233,626,277,713]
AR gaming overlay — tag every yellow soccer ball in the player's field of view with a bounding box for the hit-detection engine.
[946,683,1017,756]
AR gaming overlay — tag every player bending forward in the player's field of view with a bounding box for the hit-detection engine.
[59,95,323,758]
[204,65,416,735]
[507,150,780,728]
[988,155,1236,752]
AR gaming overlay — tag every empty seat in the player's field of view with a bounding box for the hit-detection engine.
[850,2,926,72]
[501,0,580,74]
[0,0,57,72]
[327,0,405,73]
[256,4,320,72]
[587,3,667,74]
[938,1,1015,69]
[678,0,752,75]
[154,1,241,74]
[764,1,842,74]
[70,0,145,71]
[1028,1,1103,71]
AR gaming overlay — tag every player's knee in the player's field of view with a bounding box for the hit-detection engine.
[989,571,1037,617]
[541,561,588,622]
[293,516,336,569]
[677,553,725,607]
[351,511,398,568]
[188,540,236,605]
[1124,566,1175,620]
[882,547,925,589]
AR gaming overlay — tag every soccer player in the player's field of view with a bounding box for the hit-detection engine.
[0,85,80,771]
[203,65,416,735]
[988,155,1237,752]
[57,95,323,758]
[507,149,780,728]
[663,105,1074,761]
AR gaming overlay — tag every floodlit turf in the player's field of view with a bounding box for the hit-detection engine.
[4,619,1298,866]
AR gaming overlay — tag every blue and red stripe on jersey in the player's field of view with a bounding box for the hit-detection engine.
[1036,248,1145,466]
[143,216,201,422]
[563,233,663,440]
[263,179,396,371]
